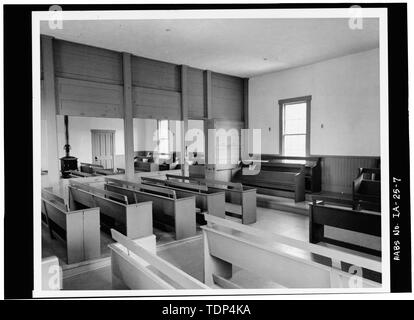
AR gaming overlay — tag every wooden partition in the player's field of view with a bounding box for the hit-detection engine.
[41,188,101,264]
[141,176,226,220]
[105,178,196,240]
[203,215,381,289]
[110,229,209,290]
[68,180,153,239]
[166,174,256,224]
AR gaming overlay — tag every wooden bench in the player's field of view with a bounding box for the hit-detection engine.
[109,229,209,290]
[68,180,153,239]
[236,168,305,202]
[166,174,257,224]
[141,176,226,221]
[41,188,101,264]
[42,256,62,290]
[309,199,381,258]
[105,178,196,240]
[68,170,93,178]
[80,162,103,174]
[353,168,381,211]
[202,214,381,289]
[94,168,116,176]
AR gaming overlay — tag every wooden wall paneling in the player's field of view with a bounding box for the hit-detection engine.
[53,39,123,85]
[56,77,123,118]
[123,53,135,179]
[211,72,244,121]
[131,56,181,92]
[181,65,189,174]
[41,35,60,184]
[187,67,205,119]
[132,87,181,120]
[321,156,379,194]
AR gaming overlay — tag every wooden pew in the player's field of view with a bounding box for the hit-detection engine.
[109,229,209,290]
[353,168,381,211]
[166,174,257,224]
[202,214,381,289]
[80,162,103,174]
[41,188,101,264]
[94,168,117,176]
[42,256,62,290]
[141,176,226,220]
[68,170,93,178]
[68,180,153,239]
[236,168,305,202]
[309,199,381,257]
[104,178,196,240]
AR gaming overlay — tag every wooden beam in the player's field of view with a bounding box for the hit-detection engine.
[243,78,249,129]
[122,53,135,179]
[41,35,60,185]
[204,70,212,119]
[204,71,213,166]
[180,65,189,175]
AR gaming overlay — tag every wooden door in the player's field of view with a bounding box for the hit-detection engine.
[91,130,115,169]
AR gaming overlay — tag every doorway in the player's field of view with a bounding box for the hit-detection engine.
[91,129,115,169]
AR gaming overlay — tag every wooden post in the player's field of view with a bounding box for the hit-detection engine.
[41,35,60,185]
[243,78,249,129]
[122,53,135,180]
[204,71,213,166]
[180,65,189,175]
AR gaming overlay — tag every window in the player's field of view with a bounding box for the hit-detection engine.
[158,120,169,158]
[279,96,311,156]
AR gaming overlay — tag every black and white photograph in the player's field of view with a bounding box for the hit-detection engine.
[1,1,413,305]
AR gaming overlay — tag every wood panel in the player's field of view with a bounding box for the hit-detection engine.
[131,56,181,92]
[211,72,244,121]
[53,39,123,85]
[132,86,181,120]
[187,67,205,119]
[56,77,123,118]
[321,157,379,193]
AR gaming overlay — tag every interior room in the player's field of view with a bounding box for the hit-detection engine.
[39,16,382,292]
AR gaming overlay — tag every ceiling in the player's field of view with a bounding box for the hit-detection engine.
[40,18,379,78]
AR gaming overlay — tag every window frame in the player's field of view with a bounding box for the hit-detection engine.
[278,95,312,157]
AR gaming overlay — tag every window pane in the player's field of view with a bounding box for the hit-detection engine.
[284,134,306,156]
[158,120,169,139]
[159,138,169,154]
[284,102,306,134]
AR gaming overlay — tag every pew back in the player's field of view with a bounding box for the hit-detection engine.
[110,229,209,290]
[105,178,196,240]
[165,175,256,224]
[141,176,226,219]
[41,193,101,264]
[68,183,153,239]
[202,215,381,289]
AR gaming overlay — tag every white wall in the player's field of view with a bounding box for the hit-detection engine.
[42,117,183,171]
[56,116,125,168]
[248,48,380,156]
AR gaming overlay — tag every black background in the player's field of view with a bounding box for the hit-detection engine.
[3,2,411,301]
